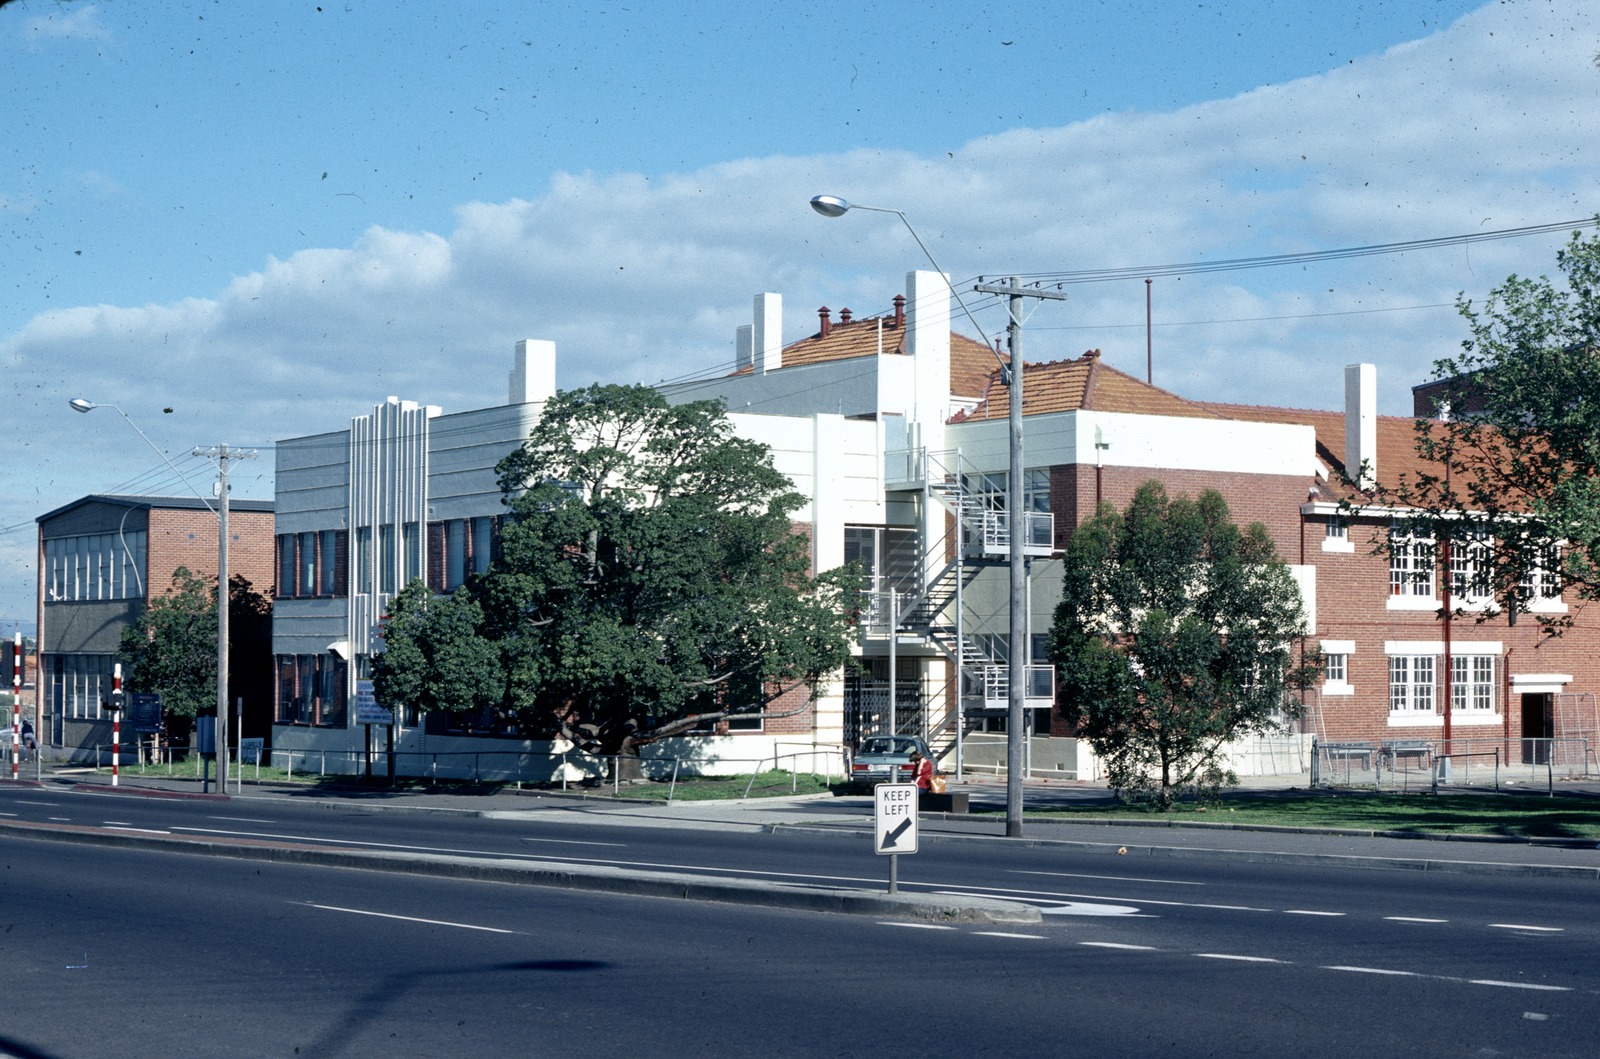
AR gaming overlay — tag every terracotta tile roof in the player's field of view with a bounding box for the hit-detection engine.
[1202,401,1440,496]
[955,350,1226,422]
[728,306,1006,401]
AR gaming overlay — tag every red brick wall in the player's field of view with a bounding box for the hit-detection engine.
[1054,463,1307,559]
[146,509,276,598]
[1309,515,1600,746]
[1038,464,1600,749]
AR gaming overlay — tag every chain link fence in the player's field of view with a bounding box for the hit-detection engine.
[1310,736,1598,792]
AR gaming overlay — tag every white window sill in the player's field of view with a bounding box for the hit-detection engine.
[1447,711,1502,726]
[1322,681,1354,697]
[1387,595,1439,612]
[1387,713,1442,727]
[1322,539,1354,553]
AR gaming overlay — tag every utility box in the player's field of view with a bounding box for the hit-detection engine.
[195,715,216,757]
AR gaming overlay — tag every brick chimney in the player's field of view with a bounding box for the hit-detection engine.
[818,306,831,338]
[893,294,905,329]
[840,308,852,325]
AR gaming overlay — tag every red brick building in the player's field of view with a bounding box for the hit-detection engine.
[36,494,275,759]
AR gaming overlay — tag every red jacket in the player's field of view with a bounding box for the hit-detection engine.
[914,758,934,790]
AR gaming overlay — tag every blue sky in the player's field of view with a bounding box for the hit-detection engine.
[3,0,1596,631]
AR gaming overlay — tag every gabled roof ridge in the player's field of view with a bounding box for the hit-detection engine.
[1201,398,1423,425]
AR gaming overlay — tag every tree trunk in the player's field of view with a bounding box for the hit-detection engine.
[613,733,647,783]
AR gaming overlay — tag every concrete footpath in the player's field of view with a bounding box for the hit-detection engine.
[7,766,1600,921]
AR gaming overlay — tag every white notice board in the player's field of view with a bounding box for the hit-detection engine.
[874,782,919,855]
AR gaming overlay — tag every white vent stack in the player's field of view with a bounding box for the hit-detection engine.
[753,292,782,375]
[1344,363,1377,489]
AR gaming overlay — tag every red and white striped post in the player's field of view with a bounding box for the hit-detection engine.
[10,630,19,781]
[111,662,122,787]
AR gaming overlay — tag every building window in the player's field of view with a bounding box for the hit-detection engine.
[277,534,296,597]
[403,521,421,585]
[276,653,348,727]
[298,531,317,596]
[470,517,495,575]
[1325,653,1347,683]
[962,469,1050,513]
[354,527,372,593]
[1321,515,1353,553]
[1389,529,1435,599]
[1520,542,1562,605]
[1451,655,1496,712]
[1389,655,1435,713]
[446,520,468,590]
[379,524,396,593]
[44,531,148,602]
[319,529,339,595]
[51,654,117,720]
[1447,525,1491,602]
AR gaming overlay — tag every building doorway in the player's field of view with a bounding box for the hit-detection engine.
[1521,692,1553,765]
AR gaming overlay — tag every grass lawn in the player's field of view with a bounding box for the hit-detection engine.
[1019,791,1600,840]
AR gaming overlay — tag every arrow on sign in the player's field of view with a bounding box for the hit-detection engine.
[882,816,913,849]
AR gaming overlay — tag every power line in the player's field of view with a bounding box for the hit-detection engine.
[1034,300,1458,333]
[1018,216,1598,286]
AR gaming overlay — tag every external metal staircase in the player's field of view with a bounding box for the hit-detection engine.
[868,447,1056,755]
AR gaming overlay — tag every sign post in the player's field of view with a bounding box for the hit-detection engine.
[354,680,395,783]
[10,630,20,782]
[874,782,920,894]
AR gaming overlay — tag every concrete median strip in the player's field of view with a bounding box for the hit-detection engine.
[0,818,1041,925]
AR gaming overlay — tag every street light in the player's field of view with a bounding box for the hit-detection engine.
[69,400,216,513]
[810,194,1035,837]
[70,398,232,794]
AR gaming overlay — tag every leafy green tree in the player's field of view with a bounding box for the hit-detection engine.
[373,580,503,718]
[373,384,860,766]
[117,568,271,740]
[118,566,218,730]
[1373,225,1600,626]
[1050,482,1318,809]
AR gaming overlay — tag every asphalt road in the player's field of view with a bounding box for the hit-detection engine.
[3,783,1600,1056]
[2,833,1597,1059]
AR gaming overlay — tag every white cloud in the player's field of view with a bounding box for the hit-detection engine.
[2,0,1597,623]
[22,3,110,48]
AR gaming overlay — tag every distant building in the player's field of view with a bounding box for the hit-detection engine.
[35,494,275,760]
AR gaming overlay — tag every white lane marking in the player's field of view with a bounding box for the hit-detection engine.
[307,903,519,934]
[1326,966,1421,977]
[1385,916,1447,924]
[877,922,957,931]
[1489,924,1563,933]
[106,825,172,835]
[1011,869,1204,887]
[1080,942,1159,951]
[518,837,628,848]
[1196,953,1283,963]
[955,882,1270,913]
[1523,1013,1551,1021]
[1468,980,1571,992]
[209,816,275,824]
[1284,910,1345,917]
[973,931,1047,940]
[0,812,16,817]
[1038,901,1143,917]
[49,817,71,822]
